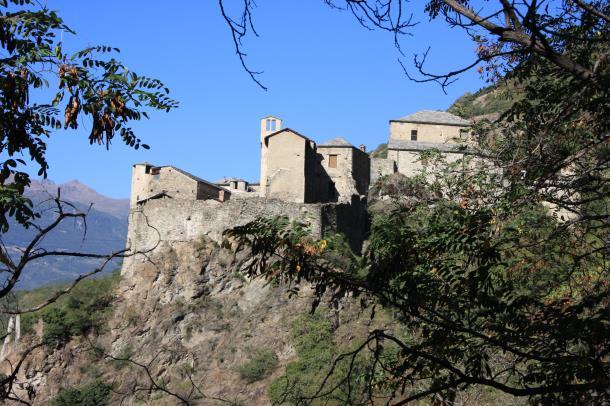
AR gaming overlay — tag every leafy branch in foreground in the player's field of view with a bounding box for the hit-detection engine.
[1,0,178,231]
[225,12,609,400]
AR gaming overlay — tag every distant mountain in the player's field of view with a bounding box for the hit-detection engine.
[27,179,129,219]
[2,179,129,290]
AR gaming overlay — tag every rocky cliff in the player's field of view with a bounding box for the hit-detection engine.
[7,233,381,404]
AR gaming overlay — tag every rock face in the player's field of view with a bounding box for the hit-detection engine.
[12,237,317,404]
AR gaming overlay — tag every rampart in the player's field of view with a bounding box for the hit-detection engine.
[121,196,367,277]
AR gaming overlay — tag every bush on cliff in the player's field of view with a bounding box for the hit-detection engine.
[51,379,111,406]
[237,347,279,383]
[20,272,120,347]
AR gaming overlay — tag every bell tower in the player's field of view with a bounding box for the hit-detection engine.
[259,116,282,196]
[260,116,282,143]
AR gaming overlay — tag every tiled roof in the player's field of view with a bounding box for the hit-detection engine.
[164,166,229,191]
[318,137,354,148]
[387,140,473,153]
[263,128,313,144]
[392,110,471,126]
[215,177,246,184]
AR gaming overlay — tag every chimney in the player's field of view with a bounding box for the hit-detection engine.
[359,144,366,152]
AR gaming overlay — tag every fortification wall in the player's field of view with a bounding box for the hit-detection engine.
[121,197,368,277]
[370,158,397,184]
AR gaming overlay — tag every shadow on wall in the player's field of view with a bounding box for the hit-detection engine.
[321,195,368,253]
[308,152,339,204]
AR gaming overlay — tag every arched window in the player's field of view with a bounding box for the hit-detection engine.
[266,118,277,132]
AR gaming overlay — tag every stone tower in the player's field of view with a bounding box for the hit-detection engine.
[130,162,153,207]
[259,116,282,197]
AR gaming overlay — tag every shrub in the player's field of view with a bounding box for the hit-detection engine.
[51,379,111,406]
[268,312,372,405]
[237,347,279,383]
[268,313,334,403]
[112,344,134,370]
[41,308,72,348]
[19,272,120,348]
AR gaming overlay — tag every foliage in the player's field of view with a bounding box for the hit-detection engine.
[227,13,610,400]
[112,344,134,370]
[268,312,380,405]
[19,271,119,348]
[369,143,387,158]
[51,379,111,406]
[0,0,177,232]
[237,347,279,383]
[447,82,518,119]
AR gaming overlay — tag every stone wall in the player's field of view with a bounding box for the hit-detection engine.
[147,167,200,201]
[316,146,356,203]
[388,149,466,177]
[121,196,368,277]
[197,181,227,201]
[321,196,368,252]
[390,121,468,143]
[352,148,371,196]
[370,158,396,185]
[264,131,308,203]
[309,147,370,203]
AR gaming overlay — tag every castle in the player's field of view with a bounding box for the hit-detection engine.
[122,110,471,273]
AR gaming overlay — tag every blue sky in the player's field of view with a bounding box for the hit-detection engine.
[38,0,485,198]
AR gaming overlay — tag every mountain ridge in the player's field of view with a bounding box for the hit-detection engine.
[26,178,129,219]
[3,179,129,290]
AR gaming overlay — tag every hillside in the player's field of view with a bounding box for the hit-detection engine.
[447,81,520,120]
[3,180,129,289]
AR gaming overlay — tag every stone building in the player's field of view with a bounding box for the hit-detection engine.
[260,127,318,203]
[259,115,283,196]
[215,177,253,196]
[385,110,472,177]
[259,119,370,204]
[124,115,373,265]
[130,163,230,207]
[316,137,370,202]
[124,110,477,269]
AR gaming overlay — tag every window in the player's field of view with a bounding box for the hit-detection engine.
[411,130,418,141]
[328,154,338,168]
[266,118,277,132]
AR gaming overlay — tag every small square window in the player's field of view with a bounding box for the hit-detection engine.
[328,154,338,168]
[411,130,418,141]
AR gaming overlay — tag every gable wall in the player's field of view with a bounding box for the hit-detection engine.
[147,167,199,200]
[264,132,307,203]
